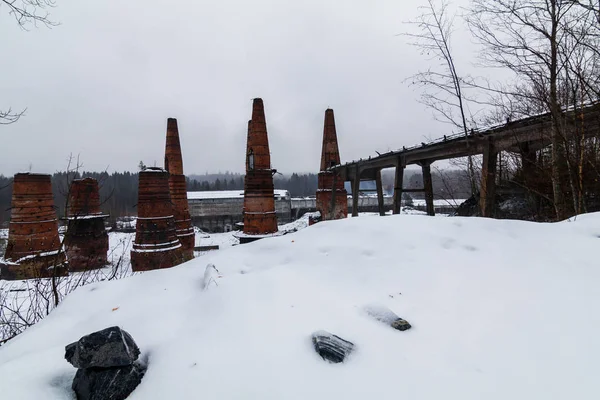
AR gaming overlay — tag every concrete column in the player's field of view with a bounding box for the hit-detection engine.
[352,168,360,217]
[422,162,435,216]
[480,140,498,218]
[375,169,385,216]
[393,163,404,215]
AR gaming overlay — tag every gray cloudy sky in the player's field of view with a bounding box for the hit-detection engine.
[1,0,476,176]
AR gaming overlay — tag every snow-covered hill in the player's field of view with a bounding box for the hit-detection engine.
[1,214,599,399]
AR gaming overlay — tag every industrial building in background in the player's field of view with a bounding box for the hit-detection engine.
[164,118,194,261]
[316,109,348,220]
[1,173,66,280]
[131,168,184,272]
[65,178,109,271]
[242,98,278,238]
[188,189,291,232]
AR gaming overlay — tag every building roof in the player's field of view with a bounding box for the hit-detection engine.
[187,190,290,200]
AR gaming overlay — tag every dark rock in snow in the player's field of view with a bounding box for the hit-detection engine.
[65,326,140,369]
[312,330,354,363]
[364,304,412,331]
[71,363,146,400]
[390,318,412,331]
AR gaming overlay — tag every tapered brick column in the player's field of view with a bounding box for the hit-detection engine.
[131,168,184,271]
[243,98,278,235]
[65,178,109,271]
[164,118,194,260]
[316,109,348,220]
[1,173,66,280]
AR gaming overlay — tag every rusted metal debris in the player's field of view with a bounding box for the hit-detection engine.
[130,168,185,272]
[1,173,67,280]
[316,109,348,220]
[65,178,109,272]
[243,98,278,235]
[164,118,194,261]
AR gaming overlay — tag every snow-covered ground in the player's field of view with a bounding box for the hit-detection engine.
[1,213,599,399]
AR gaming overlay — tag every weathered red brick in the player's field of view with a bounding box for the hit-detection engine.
[131,168,185,271]
[1,173,66,280]
[316,109,348,220]
[164,118,194,260]
[243,99,278,235]
[65,178,109,272]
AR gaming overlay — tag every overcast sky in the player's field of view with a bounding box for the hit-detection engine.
[1,0,477,176]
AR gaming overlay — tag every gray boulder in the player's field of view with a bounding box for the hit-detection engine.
[71,363,146,400]
[364,304,412,331]
[65,326,140,369]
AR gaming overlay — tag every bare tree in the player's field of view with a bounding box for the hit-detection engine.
[0,107,26,125]
[403,0,480,195]
[1,0,57,28]
[466,0,597,220]
[1,0,57,125]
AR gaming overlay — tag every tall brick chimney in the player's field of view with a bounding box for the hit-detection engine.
[165,118,184,175]
[316,109,348,220]
[131,168,185,271]
[164,118,194,261]
[243,98,278,235]
[65,178,109,271]
[1,173,66,280]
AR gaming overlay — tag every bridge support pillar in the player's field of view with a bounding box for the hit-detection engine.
[422,162,435,216]
[480,140,498,218]
[521,144,540,215]
[393,163,404,215]
[352,168,360,217]
[375,169,385,216]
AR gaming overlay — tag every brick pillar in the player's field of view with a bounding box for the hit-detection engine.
[316,109,348,220]
[1,173,66,280]
[131,168,184,271]
[65,178,109,271]
[243,98,278,235]
[164,118,194,260]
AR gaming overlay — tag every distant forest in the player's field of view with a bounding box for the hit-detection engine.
[0,172,320,226]
[0,169,472,226]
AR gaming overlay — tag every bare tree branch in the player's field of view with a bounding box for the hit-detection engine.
[1,0,58,29]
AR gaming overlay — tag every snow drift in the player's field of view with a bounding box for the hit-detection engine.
[1,213,599,399]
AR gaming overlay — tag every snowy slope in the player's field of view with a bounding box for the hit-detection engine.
[1,214,599,399]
